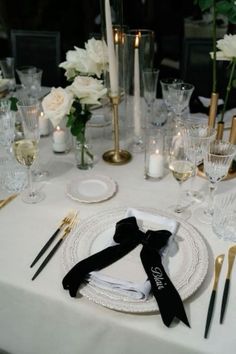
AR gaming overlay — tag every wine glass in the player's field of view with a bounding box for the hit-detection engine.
[168,83,194,121]
[143,68,159,126]
[182,122,216,202]
[168,131,195,219]
[14,99,45,203]
[196,140,236,224]
[160,78,183,113]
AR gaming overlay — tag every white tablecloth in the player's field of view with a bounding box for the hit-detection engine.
[0,128,236,354]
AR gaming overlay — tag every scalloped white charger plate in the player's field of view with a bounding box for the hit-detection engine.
[62,207,208,313]
[66,174,117,203]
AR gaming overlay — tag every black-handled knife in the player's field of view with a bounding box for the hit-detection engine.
[204,254,224,339]
[220,245,236,324]
[204,290,216,339]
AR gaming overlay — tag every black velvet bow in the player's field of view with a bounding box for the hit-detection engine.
[62,216,190,328]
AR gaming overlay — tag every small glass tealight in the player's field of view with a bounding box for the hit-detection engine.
[39,111,50,137]
[145,129,164,180]
[52,119,71,154]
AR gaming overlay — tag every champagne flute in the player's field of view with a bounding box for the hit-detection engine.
[14,99,45,203]
[143,68,159,126]
[168,131,195,219]
[182,122,216,202]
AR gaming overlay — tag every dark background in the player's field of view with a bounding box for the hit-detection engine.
[0,0,196,65]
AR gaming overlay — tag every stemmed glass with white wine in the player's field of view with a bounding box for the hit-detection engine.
[168,130,195,219]
[195,140,236,224]
[13,99,45,203]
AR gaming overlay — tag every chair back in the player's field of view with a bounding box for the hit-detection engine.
[10,29,61,87]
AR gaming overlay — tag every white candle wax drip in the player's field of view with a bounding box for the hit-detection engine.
[134,34,141,137]
[105,0,119,95]
[53,126,66,152]
[148,149,164,178]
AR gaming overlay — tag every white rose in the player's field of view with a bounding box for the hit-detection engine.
[216,34,236,60]
[42,87,73,127]
[68,76,107,105]
[59,46,101,77]
[85,38,109,76]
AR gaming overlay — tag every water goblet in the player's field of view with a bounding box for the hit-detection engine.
[0,57,16,93]
[143,68,159,126]
[196,140,236,224]
[168,83,194,121]
[16,66,43,99]
[182,123,216,202]
[168,131,195,219]
[0,99,16,154]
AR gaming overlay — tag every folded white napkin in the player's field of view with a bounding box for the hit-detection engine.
[88,208,179,300]
[198,96,224,108]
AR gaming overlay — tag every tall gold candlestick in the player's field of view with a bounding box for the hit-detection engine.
[208,92,219,128]
[103,93,132,164]
[229,116,236,144]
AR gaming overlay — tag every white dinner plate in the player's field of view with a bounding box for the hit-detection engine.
[66,174,117,203]
[61,207,208,313]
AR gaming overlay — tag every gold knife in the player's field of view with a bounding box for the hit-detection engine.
[0,194,18,209]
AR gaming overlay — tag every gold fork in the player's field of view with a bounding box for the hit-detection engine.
[220,245,236,324]
[32,213,78,281]
[30,210,76,268]
[0,194,18,209]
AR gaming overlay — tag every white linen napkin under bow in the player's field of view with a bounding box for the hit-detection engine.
[88,208,179,300]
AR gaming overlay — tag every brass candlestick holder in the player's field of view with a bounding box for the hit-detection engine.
[103,93,132,164]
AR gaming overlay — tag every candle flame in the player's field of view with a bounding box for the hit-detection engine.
[114,30,119,44]
[155,149,159,155]
[56,126,61,131]
[40,111,44,117]
[135,34,139,48]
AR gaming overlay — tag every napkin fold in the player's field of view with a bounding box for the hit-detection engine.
[88,208,179,300]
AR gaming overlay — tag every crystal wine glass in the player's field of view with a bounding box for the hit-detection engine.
[182,122,216,202]
[196,140,236,224]
[160,78,183,113]
[168,83,194,121]
[14,98,45,203]
[143,68,159,126]
[168,131,195,219]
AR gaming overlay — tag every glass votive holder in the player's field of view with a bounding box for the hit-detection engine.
[52,118,71,154]
[145,129,164,180]
[212,193,236,242]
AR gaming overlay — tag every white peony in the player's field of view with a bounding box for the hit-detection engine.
[42,87,73,127]
[85,38,109,75]
[215,34,236,60]
[68,76,107,105]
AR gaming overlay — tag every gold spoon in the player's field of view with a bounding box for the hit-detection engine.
[204,254,224,339]
[0,194,18,209]
[220,245,236,324]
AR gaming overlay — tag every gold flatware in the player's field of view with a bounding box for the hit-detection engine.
[0,194,18,209]
[32,213,78,281]
[220,245,236,324]
[30,210,77,268]
[204,254,224,339]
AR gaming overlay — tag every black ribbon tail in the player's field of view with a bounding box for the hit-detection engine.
[140,247,190,328]
[62,242,136,297]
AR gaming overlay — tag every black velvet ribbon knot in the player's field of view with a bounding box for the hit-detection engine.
[62,216,190,328]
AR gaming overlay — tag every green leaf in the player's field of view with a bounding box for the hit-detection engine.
[232,79,236,88]
[196,0,214,11]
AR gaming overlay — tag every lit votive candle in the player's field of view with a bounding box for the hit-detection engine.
[39,112,50,136]
[53,126,66,153]
[148,149,164,178]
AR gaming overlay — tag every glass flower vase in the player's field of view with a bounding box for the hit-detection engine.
[74,135,94,170]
